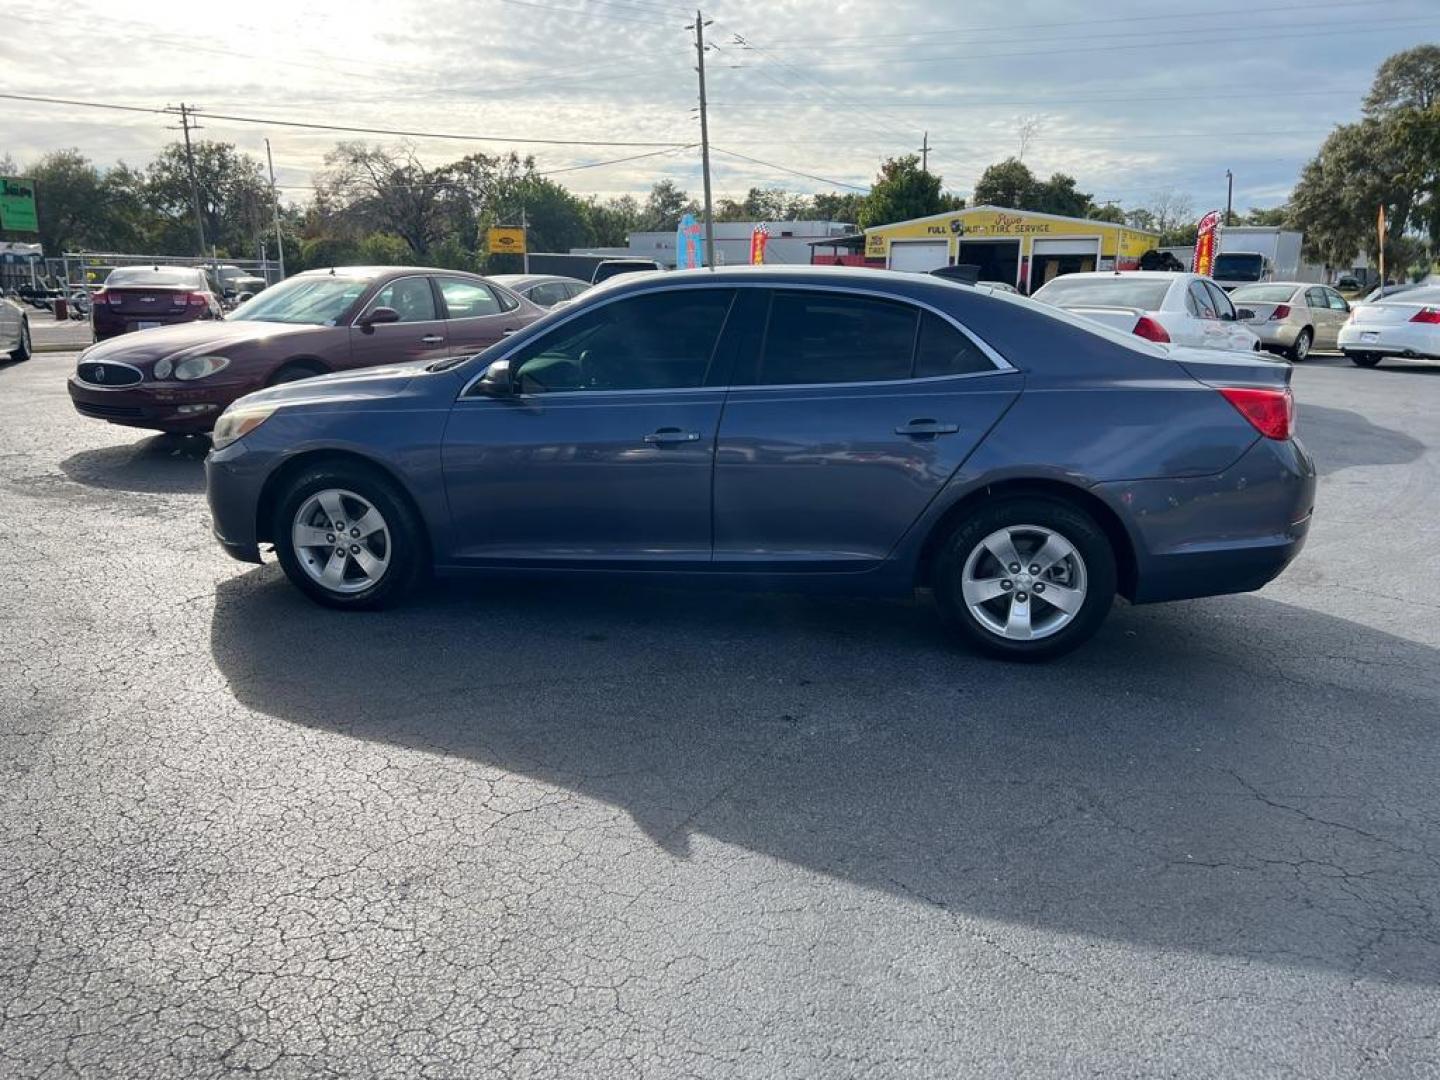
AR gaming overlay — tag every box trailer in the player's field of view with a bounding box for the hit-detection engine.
[1213,228,1326,290]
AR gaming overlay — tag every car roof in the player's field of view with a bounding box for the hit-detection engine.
[1232,281,1312,290]
[488,274,589,288]
[295,265,491,280]
[1039,270,1194,282]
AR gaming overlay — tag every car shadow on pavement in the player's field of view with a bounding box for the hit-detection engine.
[210,568,1440,986]
[1298,403,1426,476]
[60,433,210,494]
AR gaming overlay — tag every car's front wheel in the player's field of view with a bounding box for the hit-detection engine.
[933,497,1117,661]
[272,463,426,610]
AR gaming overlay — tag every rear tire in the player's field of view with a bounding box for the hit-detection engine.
[9,317,30,361]
[932,496,1116,661]
[272,462,427,610]
[1350,353,1382,368]
[1287,328,1312,362]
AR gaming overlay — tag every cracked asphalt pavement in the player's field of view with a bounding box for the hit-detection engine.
[2,348,1438,1079]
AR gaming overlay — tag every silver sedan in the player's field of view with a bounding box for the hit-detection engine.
[0,294,33,362]
[1230,282,1351,361]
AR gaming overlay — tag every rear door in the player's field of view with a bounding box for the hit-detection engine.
[1320,287,1351,347]
[347,274,450,369]
[712,288,1021,570]
[437,276,530,356]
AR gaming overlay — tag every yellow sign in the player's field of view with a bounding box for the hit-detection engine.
[487,227,526,254]
[865,233,886,258]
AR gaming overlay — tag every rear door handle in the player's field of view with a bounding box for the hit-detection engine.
[895,419,959,436]
[643,427,701,445]
[421,334,445,344]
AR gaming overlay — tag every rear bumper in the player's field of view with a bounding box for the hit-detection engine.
[1248,322,1301,349]
[1337,323,1440,359]
[1098,435,1316,604]
[92,311,207,340]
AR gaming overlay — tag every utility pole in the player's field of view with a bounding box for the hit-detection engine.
[690,9,716,270]
[1225,169,1234,227]
[171,103,208,257]
[265,138,285,280]
[918,131,930,173]
[521,205,530,274]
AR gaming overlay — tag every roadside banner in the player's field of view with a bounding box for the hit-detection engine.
[487,226,526,255]
[1192,209,1222,276]
[750,223,769,265]
[676,212,705,269]
[0,177,39,233]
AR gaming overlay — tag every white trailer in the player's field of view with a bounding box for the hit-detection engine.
[1213,227,1326,289]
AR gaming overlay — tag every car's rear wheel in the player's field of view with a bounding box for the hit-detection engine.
[1288,328,1312,362]
[272,463,426,610]
[9,318,30,361]
[1350,352,1382,368]
[933,497,1117,661]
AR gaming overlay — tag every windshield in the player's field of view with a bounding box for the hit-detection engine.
[228,275,372,325]
[1378,285,1440,306]
[1230,284,1298,303]
[1032,276,1170,311]
[1214,253,1265,281]
[106,266,204,289]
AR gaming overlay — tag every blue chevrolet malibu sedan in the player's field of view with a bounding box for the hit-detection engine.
[205,266,1315,659]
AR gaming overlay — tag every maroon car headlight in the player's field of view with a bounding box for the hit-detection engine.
[173,355,230,381]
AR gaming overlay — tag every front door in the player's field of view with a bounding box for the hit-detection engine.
[713,289,1022,570]
[436,276,533,357]
[347,274,450,369]
[440,287,738,566]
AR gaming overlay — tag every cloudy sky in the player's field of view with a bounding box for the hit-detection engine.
[2,0,1435,214]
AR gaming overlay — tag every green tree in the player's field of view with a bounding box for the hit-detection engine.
[20,150,140,253]
[319,142,464,259]
[972,157,1036,209]
[586,194,641,247]
[1365,44,1440,113]
[1029,172,1094,217]
[811,191,866,225]
[145,140,271,256]
[1240,205,1290,227]
[1087,202,1127,224]
[859,155,961,228]
[640,180,697,231]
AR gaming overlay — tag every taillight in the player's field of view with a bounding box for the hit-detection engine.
[1219,386,1294,441]
[1133,315,1170,342]
[1409,307,1440,324]
[185,292,208,307]
[172,292,188,306]
[1268,304,1290,321]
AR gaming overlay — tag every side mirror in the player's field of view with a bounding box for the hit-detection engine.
[223,288,237,299]
[473,358,514,397]
[359,306,400,333]
[1235,308,1255,320]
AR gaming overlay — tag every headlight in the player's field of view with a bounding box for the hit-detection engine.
[153,356,174,379]
[211,405,276,450]
[173,355,230,381]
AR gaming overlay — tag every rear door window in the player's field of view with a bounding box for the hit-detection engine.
[914,312,992,377]
[528,281,570,307]
[437,277,502,319]
[1305,287,1329,309]
[755,291,917,385]
[1188,281,1217,318]
[1203,281,1235,319]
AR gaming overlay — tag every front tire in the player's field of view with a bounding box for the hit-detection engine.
[272,462,426,610]
[1350,352,1382,368]
[9,318,30,361]
[1287,328,1312,362]
[933,497,1117,661]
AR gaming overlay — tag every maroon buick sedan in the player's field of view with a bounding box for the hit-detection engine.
[68,266,543,433]
[91,265,225,341]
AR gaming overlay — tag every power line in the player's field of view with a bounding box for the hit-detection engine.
[759,0,1402,46]
[0,92,688,148]
[706,88,1370,110]
[492,0,665,24]
[540,144,698,175]
[710,146,868,192]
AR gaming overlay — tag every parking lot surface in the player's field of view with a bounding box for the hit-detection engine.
[2,350,1438,1079]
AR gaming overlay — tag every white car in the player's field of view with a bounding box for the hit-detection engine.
[1031,271,1261,352]
[1337,285,1440,368]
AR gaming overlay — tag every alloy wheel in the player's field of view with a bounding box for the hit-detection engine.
[960,524,1088,641]
[292,488,392,594]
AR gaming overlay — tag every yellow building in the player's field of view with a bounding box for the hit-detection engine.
[861,205,1160,293]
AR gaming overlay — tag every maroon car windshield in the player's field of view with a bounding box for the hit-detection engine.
[229,276,372,325]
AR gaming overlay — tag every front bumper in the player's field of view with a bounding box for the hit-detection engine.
[1099,435,1317,604]
[68,374,248,433]
[1337,323,1440,359]
[205,438,271,563]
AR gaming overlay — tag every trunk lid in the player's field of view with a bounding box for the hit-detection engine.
[1064,305,1142,333]
[105,285,193,315]
[1349,301,1425,325]
[1235,301,1283,324]
[1166,344,1292,390]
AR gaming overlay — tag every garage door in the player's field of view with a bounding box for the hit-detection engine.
[888,240,949,273]
[1031,239,1100,257]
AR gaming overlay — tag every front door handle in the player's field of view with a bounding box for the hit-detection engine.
[895,418,959,436]
[643,427,701,445]
[421,334,445,344]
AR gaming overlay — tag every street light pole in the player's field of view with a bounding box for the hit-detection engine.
[1225,169,1234,227]
[265,138,285,281]
[691,10,716,270]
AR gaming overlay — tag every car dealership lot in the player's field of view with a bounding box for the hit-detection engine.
[2,352,1438,1077]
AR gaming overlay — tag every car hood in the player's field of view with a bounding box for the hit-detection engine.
[79,320,329,362]
[232,358,436,411]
